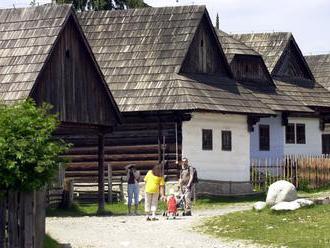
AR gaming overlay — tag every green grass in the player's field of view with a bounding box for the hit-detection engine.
[197,204,330,248]
[194,193,265,209]
[44,234,60,248]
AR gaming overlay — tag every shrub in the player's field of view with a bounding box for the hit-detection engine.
[0,99,69,191]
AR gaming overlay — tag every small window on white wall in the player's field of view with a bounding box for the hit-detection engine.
[259,125,270,151]
[222,131,232,151]
[202,129,212,150]
[285,123,306,144]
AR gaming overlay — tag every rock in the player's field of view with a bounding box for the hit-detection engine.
[313,197,330,205]
[294,198,314,207]
[253,201,267,211]
[271,201,301,211]
[266,180,297,206]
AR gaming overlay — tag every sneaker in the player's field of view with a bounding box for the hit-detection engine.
[146,217,151,221]
[151,217,159,221]
[184,211,192,216]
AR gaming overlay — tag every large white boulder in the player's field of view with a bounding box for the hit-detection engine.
[253,201,267,211]
[266,180,297,206]
[271,201,301,211]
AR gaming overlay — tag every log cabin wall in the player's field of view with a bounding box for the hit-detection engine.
[60,112,188,183]
[32,16,118,127]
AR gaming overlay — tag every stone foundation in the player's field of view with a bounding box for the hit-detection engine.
[196,179,253,196]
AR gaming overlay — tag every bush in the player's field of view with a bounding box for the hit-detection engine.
[0,99,69,191]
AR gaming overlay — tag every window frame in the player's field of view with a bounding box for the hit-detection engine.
[221,130,232,151]
[296,123,306,144]
[285,123,295,144]
[202,129,213,150]
[259,124,270,151]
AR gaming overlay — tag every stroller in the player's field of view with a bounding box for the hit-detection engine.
[163,188,187,219]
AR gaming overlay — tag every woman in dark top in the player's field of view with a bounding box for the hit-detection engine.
[126,164,140,215]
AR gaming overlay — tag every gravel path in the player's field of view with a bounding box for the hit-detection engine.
[46,204,261,248]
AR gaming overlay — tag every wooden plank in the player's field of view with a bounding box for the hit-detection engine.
[0,194,5,248]
[8,191,19,248]
[35,190,46,248]
[98,133,105,212]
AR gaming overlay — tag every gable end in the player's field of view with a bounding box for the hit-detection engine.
[180,13,232,77]
[31,14,120,127]
[273,38,314,80]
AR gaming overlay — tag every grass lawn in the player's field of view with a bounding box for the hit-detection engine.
[194,193,265,209]
[197,204,330,248]
[44,234,60,248]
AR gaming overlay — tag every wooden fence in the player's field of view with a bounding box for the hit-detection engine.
[251,155,330,191]
[0,190,45,248]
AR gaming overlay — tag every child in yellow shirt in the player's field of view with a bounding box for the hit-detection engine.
[144,164,166,221]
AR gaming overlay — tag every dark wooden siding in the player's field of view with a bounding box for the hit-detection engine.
[275,42,312,80]
[57,113,187,182]
[231,56,270,83]
[181,15,229,76]
[32,16,117,127]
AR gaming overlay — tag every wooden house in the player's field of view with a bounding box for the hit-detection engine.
[0,4,121,208]
[305,54,330,153]
[232,32,330,158]
[76,5,277,194]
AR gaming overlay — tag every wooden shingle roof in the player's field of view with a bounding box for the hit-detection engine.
[216,30,312,113]
[216,29,259,63]
[0,4,72,104]
[305,54,330,91]
[78,6,274,115]
[233,32,291,73]
[234,32,330,109]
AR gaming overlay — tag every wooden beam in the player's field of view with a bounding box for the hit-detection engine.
[97,132,105,213]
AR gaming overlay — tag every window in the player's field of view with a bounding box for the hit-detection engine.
[259,125,270,151]
[296,124,306,144]
[202,129,212,150]
[286,123,306,144]
[222,131,232,151]
[285,124,295,144]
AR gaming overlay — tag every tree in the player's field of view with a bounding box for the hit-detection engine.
[0,100,69,192]
[56,0,148,11]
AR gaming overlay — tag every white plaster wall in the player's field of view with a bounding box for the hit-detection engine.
[250,115,284,159]
[182,112,250,181]
[284,117,322,155]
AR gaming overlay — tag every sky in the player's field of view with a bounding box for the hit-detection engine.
[0,0,329,55]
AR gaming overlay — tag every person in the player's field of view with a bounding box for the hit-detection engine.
[179,158,195,216]
[144,163,166,221]
[126,164,140,215]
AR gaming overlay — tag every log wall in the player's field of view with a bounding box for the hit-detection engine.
[58,113,188,186]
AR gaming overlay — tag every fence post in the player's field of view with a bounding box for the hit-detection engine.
[8,191,19,248]
[35,190,46,248]
[107,164,113,203]
[0,193,5,248]
[62,179,74,209]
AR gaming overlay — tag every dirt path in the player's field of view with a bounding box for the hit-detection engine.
[46,204,261,248]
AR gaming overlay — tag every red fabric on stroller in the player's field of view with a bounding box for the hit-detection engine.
[167,196,177,214]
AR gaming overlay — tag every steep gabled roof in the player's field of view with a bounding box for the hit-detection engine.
[78,6,274,115]
[0,4,121,122]
[234,32,330,108]
[216,30,311,113]
[232,32,292,73]
[305,54,330,90]
[0,4,72,103]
